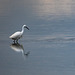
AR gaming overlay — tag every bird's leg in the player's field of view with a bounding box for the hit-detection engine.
[16,39,18,43]
[13,40,16,44]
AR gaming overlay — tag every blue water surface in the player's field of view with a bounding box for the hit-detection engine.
[0,0,75,75]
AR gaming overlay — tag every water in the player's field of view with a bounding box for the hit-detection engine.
[0,0,75,75]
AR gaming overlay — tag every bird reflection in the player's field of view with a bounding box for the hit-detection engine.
[10,43,30,59]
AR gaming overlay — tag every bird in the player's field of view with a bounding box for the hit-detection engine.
[9,25,29,43]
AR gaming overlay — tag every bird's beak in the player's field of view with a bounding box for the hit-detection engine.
[25,26,29,30]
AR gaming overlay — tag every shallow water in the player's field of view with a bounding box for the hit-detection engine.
[1,0,75,75]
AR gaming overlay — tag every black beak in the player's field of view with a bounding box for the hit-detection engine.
[26,26,29,30]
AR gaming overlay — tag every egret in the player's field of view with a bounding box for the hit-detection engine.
[9,25,29,43]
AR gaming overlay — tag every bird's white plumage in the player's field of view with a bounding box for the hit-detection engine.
[9,31,22,40]
[9,25,29,42]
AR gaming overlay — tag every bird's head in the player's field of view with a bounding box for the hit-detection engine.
[23,25,29,30]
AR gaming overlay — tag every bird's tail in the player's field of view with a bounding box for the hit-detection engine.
[9,36,12,39]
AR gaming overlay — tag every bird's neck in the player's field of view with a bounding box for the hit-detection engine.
[21,26,24,34]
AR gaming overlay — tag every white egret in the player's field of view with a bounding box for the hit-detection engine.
[9,25,29,43]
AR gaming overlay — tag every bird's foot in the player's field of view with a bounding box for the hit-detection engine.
[13,40,16,44]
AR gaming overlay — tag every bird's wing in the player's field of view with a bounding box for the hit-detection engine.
[9,31,21,39]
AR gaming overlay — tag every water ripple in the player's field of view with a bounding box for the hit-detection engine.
[22,36,75,43]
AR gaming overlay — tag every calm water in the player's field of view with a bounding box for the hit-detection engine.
[1,0,75,75]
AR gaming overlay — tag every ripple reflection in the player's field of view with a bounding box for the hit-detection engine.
[10,43,30,59]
